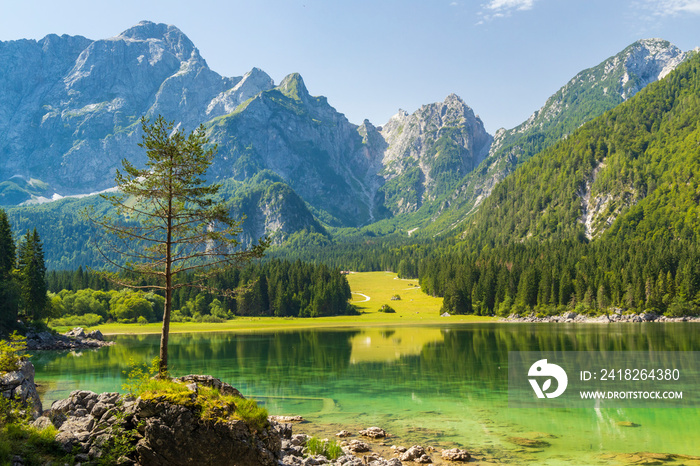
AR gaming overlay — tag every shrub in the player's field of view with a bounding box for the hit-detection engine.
[0,332,28,373]
[378,304,395,313]
[50,313,104,328]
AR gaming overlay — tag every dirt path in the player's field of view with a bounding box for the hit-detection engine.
[351,292,370,302]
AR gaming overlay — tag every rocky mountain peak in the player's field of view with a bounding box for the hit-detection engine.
[620,38,686,98]
[116,21,197,62]
[278,73,310,101]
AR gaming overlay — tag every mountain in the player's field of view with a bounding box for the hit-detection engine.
[424,39,690,234]
[206,73,385,227]
[0,21,274,201]
[378,94,492,215]
[419,51,700,316]
[458,50,700,247]
[0,21,492,233]
[1,23,696,270]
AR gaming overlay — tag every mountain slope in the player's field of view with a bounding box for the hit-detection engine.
[206,73,385,227]
[378,94,492,215]
[417,51,700,317]
[461,50,700,248]
[4,171,324,269]
[426,39,690,235]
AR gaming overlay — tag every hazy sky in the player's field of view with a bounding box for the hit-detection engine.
[1,0,699,133]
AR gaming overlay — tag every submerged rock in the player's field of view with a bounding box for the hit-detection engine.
[507,437,552,448]
[441,448,471,462]
[399,445,431,463]
[359,426,387,439]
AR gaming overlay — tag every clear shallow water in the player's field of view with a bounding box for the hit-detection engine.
[31,323,700,464]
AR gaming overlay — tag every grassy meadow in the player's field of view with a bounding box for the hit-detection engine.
[52,271,494,335]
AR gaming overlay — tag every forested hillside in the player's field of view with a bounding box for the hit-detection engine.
[420,52,700,316]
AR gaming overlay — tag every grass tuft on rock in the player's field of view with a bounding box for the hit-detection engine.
[124,358,268,432]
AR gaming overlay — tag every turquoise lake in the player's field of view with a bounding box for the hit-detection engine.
[31,323,700,464]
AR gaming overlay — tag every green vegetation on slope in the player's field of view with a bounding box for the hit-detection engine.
[420,52,700,317]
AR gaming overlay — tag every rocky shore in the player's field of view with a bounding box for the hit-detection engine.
[2,359,476,465]
[502,310,700,323]
[25,327,113,350]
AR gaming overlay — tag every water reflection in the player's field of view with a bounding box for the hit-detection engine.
[348,328,444,363]
[32,323,700,463]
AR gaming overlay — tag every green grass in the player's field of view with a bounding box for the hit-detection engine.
[50,272,494,335]
[306,437,343,460]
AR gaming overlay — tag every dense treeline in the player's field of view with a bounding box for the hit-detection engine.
[419,52,700,316]
[47,259,354,324]
[421,238,700,316]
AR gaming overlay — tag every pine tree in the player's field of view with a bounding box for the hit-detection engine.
[0,209,19,331]
[0,209,15,279]
[88,116,268,375]
[18,228,48,322]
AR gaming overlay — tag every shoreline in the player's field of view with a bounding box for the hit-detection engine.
[48,312,700,338]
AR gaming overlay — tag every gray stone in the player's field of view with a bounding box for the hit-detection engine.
[359,426,387,439]
[86,330,104,341]
[65,327,86,339]
[441,448,471,461]
[344,440,370,453]
[400,445,430,462]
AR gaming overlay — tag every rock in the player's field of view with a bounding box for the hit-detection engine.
[272,422,293,440]
[31,416,54,430]
[335,456,363,466]
[441,312,451,317]
[86,329,104,341]
[400,445,431,462]
[641,311,657,321]
[0,359,42,418]
[65,327,86,339]
[173,374,244,398]
[563,311,577,320]
[291,434,310,447]
[359,426,387,439]
[269,415,305,423]
[344,440,370,453]
[441,448,471,461]
[42,375,282,465]
[507,437,551,448]
[335,430,352,438]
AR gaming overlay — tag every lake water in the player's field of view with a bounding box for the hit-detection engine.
[31,323,700,464]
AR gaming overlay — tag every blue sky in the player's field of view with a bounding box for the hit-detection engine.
[1,0,698,133]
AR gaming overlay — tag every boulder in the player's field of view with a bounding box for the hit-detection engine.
[40,377,282,466]
[0,359,42,418]
[344,440,370,453]
[359,426,387,439]
[86,329,105,341]
[441,448,471,461]
[335,430,352,438]
[65,327,86,339]
[135,400,280,466]
[400,445,431,463]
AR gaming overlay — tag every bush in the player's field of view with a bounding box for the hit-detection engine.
[0,333,28,373]
[378,304,396,313]
[50,313,103,328]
